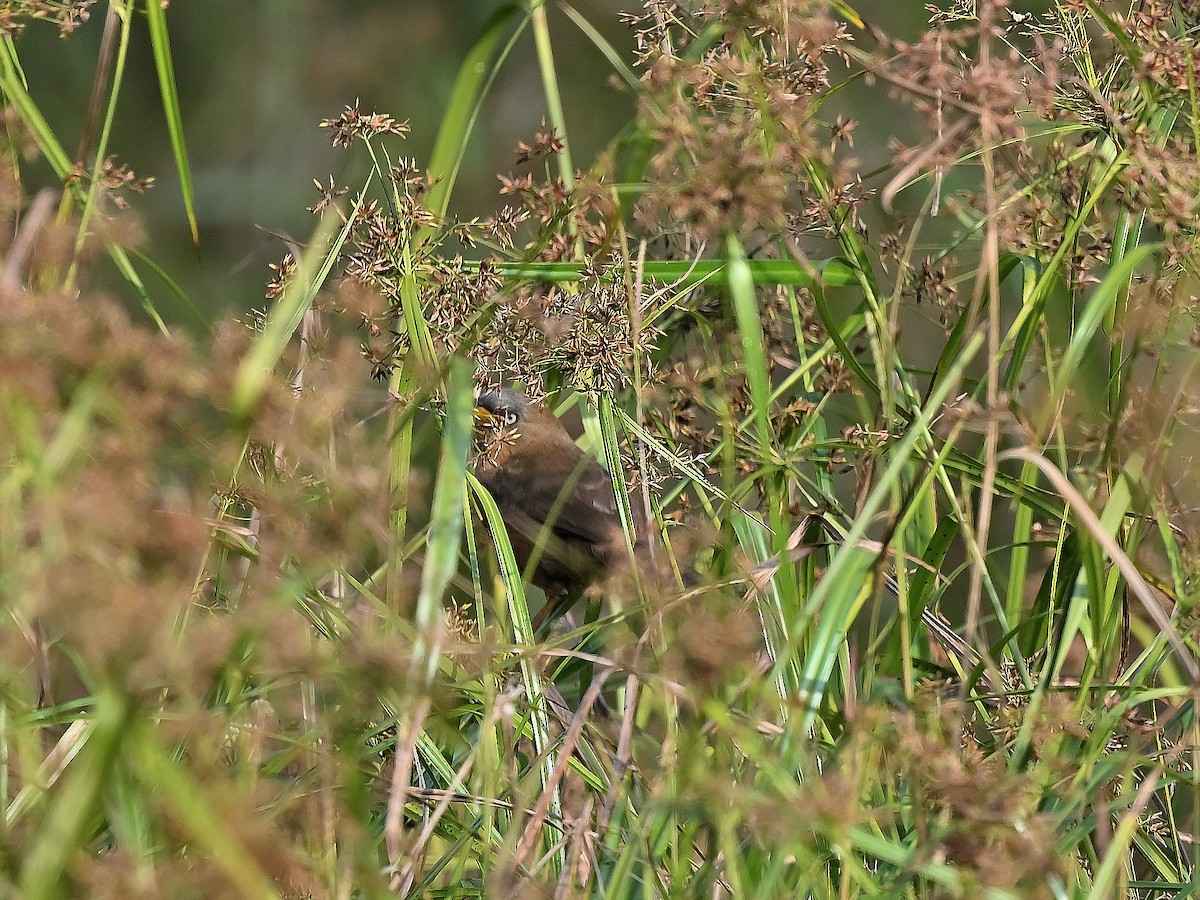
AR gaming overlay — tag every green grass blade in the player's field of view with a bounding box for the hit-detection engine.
[413,358,475,685]
[125,246,211,332]
[144,0,199,246]
[725,234,772,451]
[68,3,134,289]
[0,38,71,177]
[1053,243,1158,405]
[792,332,985,725]
[559,2,641,92]
[230,176,368,419]
[423,5,524,222]
[531,0,574,189]
[19,692,128,900]
[463,257,857,287]
[130,724,277,898]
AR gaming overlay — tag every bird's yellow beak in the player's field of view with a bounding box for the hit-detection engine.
[473,405,494,423]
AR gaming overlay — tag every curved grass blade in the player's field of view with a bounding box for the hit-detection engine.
[467,473,562,866]
[126,246,211,332]
[19,691,131,900]
[413,358,475,686]
[1052,243,1158,408]
[423,5,524,222]
[0,38,71,176]
[230,175,369,419]
[145,0,199,246]
[68,3,134,289]
[725,234,772,450]
[559,2,641,93]
[130,721,277,898]
[792,332,985,726]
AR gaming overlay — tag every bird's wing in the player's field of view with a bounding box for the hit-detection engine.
[532,459,621,543]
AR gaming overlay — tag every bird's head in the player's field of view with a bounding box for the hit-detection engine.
[473,387,531,428]
[473,387,580,472]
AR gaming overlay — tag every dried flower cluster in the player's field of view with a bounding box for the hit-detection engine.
[319,102,410,148]
[625,1,853,242]
[0,136,440,888]
[884,2,1200,288]
[874,700,1065,893]
[70,155,156,210]
[307,107,655,399]
[0,0,94,37]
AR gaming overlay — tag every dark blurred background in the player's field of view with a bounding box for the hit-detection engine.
[19,1,638,325]
[18,1,1042,328]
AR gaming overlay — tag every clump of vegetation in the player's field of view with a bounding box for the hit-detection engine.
[2,1,1200,896]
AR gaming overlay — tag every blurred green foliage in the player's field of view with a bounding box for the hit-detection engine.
[19,0,637,323]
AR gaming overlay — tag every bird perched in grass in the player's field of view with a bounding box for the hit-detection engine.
[472,387,660,628]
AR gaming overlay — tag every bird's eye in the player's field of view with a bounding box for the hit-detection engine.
[502,409,519,426]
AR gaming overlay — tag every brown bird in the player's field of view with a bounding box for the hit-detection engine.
[473,388,656,627]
